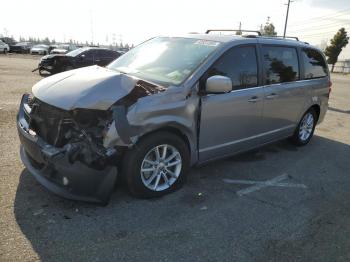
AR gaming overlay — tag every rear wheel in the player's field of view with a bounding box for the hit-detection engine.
[290,108,317,146]
[122,131,190,198]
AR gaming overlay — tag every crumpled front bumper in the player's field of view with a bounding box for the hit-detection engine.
[17,94,118,205]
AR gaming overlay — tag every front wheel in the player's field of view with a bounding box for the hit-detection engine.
[290,108,317,146]
[122,131,190,198]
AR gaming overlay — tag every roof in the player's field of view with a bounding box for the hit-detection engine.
[178,33,242,43]
[176,33,312,48]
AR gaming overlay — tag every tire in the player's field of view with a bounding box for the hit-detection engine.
[122,131,190,198]
[290,108,318,146]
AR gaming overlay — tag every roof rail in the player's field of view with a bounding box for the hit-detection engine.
[206,29,261,36]
[262,35,299,41]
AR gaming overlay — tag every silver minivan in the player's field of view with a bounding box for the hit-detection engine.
[17,31,331,204]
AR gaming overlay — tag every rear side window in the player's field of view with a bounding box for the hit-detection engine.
[262,46,299,84]
[97,50,113,58]
[207,46,258,90]
[302,48,328,79]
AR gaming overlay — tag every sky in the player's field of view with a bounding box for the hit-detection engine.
[1,0,350,58]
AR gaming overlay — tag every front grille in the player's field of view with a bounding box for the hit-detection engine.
[29,98,73,146]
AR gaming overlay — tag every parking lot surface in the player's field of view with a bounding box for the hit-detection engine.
[1,54,350,262]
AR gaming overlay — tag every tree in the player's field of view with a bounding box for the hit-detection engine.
[324,28,349,72]
[262,17,277,36]
[263,23,277,36]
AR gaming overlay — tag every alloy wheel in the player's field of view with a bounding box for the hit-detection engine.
[140,144,182,191]
[298,112,314,141]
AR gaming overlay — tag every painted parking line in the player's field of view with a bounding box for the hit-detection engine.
[223,173,307,196]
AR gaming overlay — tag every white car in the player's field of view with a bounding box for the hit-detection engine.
[50,44,77,54]
[30,44,49,55]
[0,40,9,53]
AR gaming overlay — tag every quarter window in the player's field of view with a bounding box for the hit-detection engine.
[262,46,299,84]
[302,48,328,79]
[207,46,258,90]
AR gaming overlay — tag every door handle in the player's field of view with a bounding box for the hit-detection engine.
[266,93,278,99]
[248,96,261,103]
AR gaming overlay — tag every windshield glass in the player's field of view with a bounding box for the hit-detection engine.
[108,37,220,85]
[66,48,87,57]
[33,45,48,49]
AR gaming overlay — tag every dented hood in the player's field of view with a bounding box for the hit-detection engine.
[32,66,138,110]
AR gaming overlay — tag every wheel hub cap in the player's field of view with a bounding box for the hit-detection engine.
[140,144,182,192]
[299,112,314,141]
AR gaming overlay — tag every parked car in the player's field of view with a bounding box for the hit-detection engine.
[36,47,121,75]
[17,32,330,204]
[30,44,49,55]
[0,40,9,53]
[48,44,58,54]
[10,42,32,53]
[0,37,16,46]
[50,44,77,54]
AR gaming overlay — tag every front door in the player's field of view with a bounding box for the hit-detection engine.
[199,45,265,162]
[76,50,95,68]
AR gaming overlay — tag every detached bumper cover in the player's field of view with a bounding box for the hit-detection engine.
[17,94,118,204]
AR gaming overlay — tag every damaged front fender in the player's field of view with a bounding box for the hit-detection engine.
[103,85,200,165]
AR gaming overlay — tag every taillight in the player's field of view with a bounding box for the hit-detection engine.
[328,80,332,97]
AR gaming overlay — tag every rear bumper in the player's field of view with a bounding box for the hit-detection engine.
[17,94,118,205]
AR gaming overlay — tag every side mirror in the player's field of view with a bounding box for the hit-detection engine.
[80,54,85,59]
[205,75,232,93]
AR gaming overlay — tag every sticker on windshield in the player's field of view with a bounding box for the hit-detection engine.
[194,40,220,46]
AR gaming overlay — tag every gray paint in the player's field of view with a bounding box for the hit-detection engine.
[32,65,138,110]
[31,34,330,166]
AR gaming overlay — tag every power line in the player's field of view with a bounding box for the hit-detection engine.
[288,8,350,26]
[290,24,350,34]
[289,20,350,30]
[298,29,340,37]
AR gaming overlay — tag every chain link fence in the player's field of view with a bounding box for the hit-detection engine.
[330,60,350,73]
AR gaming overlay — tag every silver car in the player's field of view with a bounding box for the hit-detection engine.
[17,32,331,204]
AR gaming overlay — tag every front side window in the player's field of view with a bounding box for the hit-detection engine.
[207,46,258,90]
[302,48,328,79]
[262,46,299,84]
[108,37,220,86]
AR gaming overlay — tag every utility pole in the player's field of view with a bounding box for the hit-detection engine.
[90,10,94,45]
[238,21,242,35]
[283,0,293,38]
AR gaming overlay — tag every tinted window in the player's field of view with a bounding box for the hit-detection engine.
[95,50,111,58]
[302,48,328,79]
[208,46,258,90]
[81,50,94,59]
[262,46,299,84]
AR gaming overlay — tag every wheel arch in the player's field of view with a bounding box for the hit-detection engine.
[309,104,320,121]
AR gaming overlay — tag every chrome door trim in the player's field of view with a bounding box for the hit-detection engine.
[198,124,295,153]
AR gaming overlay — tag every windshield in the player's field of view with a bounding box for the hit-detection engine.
[108,37,220,85]
[57,44,69,50]
[33,45,48,49]
[66,48,87,57]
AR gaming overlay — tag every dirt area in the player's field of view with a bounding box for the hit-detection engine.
[0,54,350,262]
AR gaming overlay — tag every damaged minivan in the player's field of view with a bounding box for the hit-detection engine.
[17,32,330,204]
